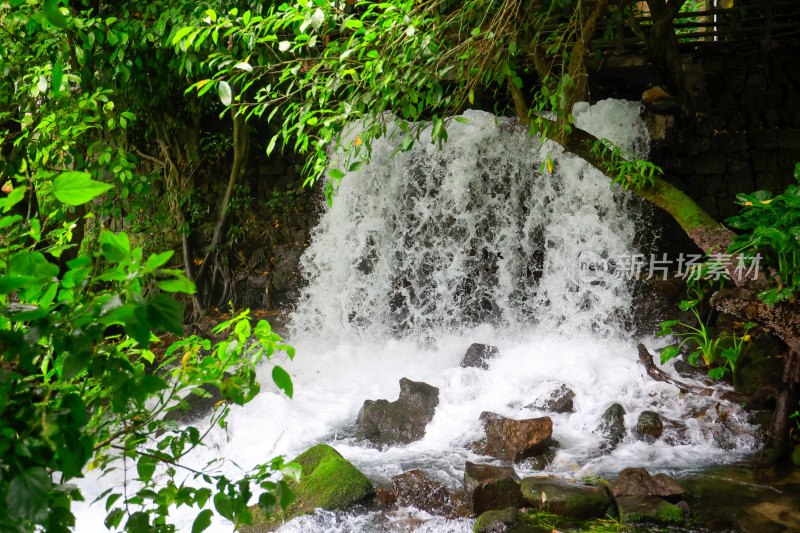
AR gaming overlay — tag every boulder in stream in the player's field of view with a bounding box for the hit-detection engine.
[520,477,611,519]
[616,495,684,524]
[526,385,575,414]
[391,469,468,518]
[242,444,375,532]
[460,343,500,370]
[610,467,684,502]
[356,378,439,446]
[596,403,626,449]
[463,462,524,515]
[636,411,664,442]
[479,412,553,462]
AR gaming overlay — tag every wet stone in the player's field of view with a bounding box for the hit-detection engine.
[596,403,626,449]
[356,378,439,446]
[520,477,611,519]
[526,385,575,414]
[636,411,664,442]
[479,412,553,462]
[461,343,500,370]
[610,467,684,502]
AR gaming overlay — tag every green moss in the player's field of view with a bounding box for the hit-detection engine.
[242,444,375,532]
[617,496,683,525]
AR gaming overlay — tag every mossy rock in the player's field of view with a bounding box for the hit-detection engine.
[520,477,611,519]
[473,508,551,533]
[242,444,375,532]
[616,495,683,524]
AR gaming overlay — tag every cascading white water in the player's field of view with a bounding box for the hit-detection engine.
[73,100,757,533]
[292,101,647,341]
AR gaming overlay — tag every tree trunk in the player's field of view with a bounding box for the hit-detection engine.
[194,104,250,296]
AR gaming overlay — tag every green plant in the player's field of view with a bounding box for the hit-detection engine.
[658,280,721,368]
[710,321,756,379]
[589,138,663,189]
[265,188,303,219]
[0,170,297,532]
[726,162,800,306]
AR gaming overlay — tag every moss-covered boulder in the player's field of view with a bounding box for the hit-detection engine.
[616,495,684,524]
[473,508,551,533]
[242,444,375,532]
[520,477,611,519]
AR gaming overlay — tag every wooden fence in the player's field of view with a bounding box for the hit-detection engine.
[598,0,800,51]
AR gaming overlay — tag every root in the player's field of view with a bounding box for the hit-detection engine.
[637,344,748,404]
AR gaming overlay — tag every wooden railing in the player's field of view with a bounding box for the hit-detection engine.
[596,0,800,51]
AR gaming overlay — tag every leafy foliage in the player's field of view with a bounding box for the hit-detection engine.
[657,278,753,378]
[726,162,800,306]
[0,170,296,531]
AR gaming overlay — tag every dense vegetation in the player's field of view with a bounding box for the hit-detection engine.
[1,0,798,531]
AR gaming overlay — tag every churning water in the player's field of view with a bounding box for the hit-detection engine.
[74,100,757,532]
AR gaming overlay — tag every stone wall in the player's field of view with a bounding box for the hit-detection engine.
[650,47,800,221]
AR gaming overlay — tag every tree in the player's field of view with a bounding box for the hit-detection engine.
[184,0,799,461]
[0,2,299,530]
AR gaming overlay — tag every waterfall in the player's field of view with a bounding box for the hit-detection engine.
[73,100,758,533]
[291,100,649,342]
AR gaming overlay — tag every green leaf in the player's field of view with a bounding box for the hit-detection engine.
[659,345,679,364]
[158,278,196,294]
[104,508,125,529]
[0,186,26,213]
[214,492,233,520]
[218,81,232,106]
[51,59,64,98]
[6,467,51,520]
[43,0,67,29]
[707,367,726,379]
[53,171,112,205]
[272,366,293,398]
[0,276,33,294]
[145,250,174,270]
[192,509,213,533]
[344,18,363,29]
[328,168,345,180]
[146,294,184,335]
[136,455,157,484]
[99,231,130,262]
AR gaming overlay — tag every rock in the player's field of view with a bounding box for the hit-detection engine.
[473,508,518,533]
[610,467,684,502]
[636,411,664,442]
[642,86,681,114]
[596,403,626,449]
[464,462,519,495]
[673,359,705,379]
[520,477,611,519]
[391,469,467,518]
[479,412,553,462]
[242,444,374,532]
[473,509,551,533]
[376,488,397,507]
[469,476,525,516]
[616,495,684,524]
[461,343,500,370]
[356,378,439,446]
[517,449,556,470]
[271,244,303,292]
[526,385,575,414]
